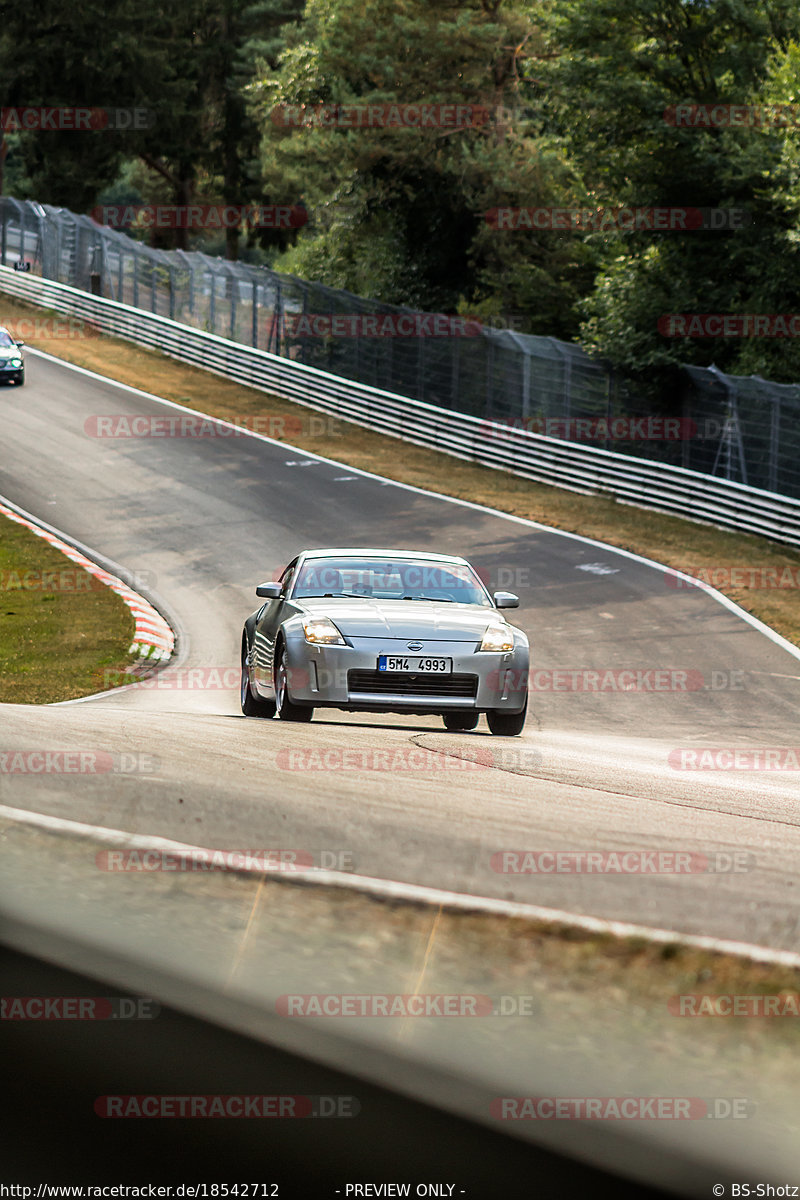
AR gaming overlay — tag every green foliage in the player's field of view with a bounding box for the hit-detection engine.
[540,0,800,387]
[6,0,800,387]
[0,0,303,256]
[254,0,588,321]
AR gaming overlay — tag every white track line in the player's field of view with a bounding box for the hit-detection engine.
[3,800,800,970]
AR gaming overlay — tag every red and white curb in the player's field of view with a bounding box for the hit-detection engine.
[0,500,174,665]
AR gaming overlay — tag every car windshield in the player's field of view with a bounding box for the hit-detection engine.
[0,331,16,348]
[291,557,493,605]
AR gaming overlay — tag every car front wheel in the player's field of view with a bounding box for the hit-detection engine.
[486,698,527,736]
[442,712,479,731]
[240,642,276,718]
[275,645,313,722]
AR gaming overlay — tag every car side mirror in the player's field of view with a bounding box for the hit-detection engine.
[493,591,519,609]
[14,340,24,347]
[256,581,283,599]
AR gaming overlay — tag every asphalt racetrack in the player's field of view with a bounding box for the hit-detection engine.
[1,350,800,951]
[5,349,800,1190]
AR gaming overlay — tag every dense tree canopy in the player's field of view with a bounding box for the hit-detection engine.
[2,0,800,385]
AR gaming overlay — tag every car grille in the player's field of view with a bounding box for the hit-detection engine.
[347,670,478,698]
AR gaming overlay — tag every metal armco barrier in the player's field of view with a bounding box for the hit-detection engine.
[2,265,799,549]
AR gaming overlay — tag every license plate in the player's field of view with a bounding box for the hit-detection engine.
[378,656,452,673]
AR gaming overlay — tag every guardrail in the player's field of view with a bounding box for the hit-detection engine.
[2,265,799,549]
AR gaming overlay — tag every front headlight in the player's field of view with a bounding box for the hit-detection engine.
[302,616,346,645]
[479,622,514,652]
[8,359,21,368]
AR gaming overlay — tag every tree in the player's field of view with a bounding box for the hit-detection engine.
[252,0,591,330]
[0,0,303,257]
[541,0,800,387]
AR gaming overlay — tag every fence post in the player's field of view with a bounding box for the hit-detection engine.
[52,214,60,281]
[769,394,780,494]
[451,333,460,410]
[300,281,307,364]
[19,202,27,270]
[710,370,748,485]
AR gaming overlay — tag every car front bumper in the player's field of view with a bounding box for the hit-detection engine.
[280,633,529,714]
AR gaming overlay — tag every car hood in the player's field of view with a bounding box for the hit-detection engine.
[0,347,20,359]
[296,597,501,642]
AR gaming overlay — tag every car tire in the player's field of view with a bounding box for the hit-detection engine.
[442,712,479,731]
[486,698,527,736]
[275,644,313,722]
[240,642,276,718]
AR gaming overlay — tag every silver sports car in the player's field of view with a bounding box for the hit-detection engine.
[240,548,529,735]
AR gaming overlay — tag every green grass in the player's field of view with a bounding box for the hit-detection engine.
[0,515,137,703]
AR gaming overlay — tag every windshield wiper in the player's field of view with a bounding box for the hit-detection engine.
[401,594,456,603]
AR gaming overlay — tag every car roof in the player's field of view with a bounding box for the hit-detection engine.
[297,548,470,564]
